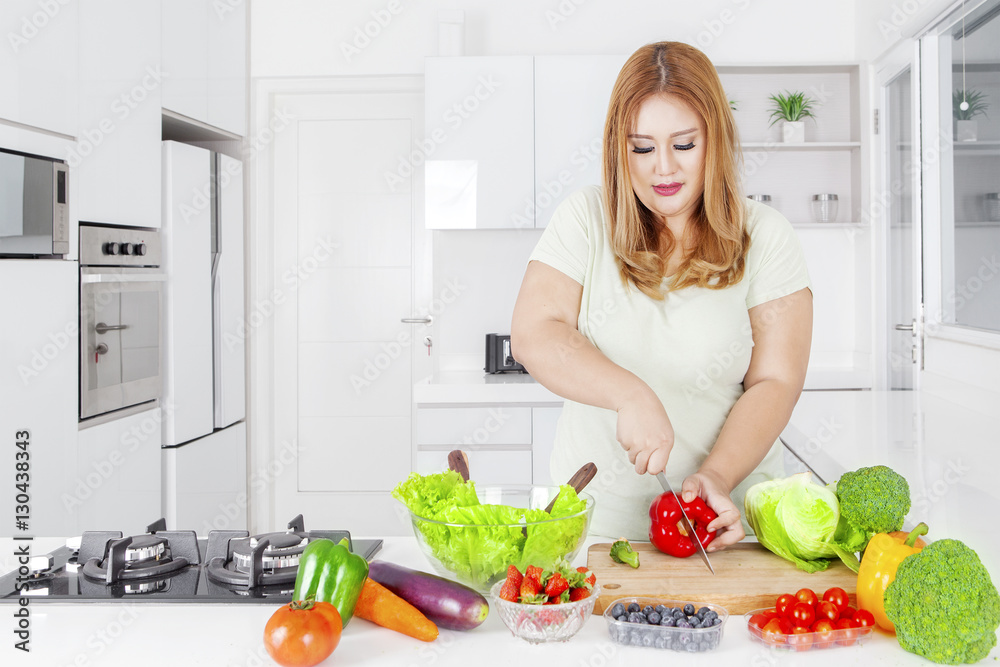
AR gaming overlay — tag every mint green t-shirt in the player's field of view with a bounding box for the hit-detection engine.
[529,185,812,540]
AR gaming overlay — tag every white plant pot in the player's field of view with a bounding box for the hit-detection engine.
[956,120,978,142]
[782,120,805,143]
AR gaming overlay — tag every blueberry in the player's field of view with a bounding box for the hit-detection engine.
[672,608,686,619]
[689,619,702,628]
[660,616,675,627]
[647,611,661,625]
[679,631,692,645]
[683,603,695,615]
[697,606,711,618]
[704,610,718,622]
[654,604,666,614]
[676,619,692,629]
[641,634,654,647]
[642,605,654,616]
[654,636,667,649]
[614,614,626,622]
[627,602,640,614]
[611,603,626,618]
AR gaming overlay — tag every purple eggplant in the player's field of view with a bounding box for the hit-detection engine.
[367,561,489,631]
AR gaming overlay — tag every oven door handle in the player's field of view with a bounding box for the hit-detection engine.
[95,322,128,334]
[80,272,166,284]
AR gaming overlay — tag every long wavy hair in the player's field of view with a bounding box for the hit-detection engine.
[602,41,748,299]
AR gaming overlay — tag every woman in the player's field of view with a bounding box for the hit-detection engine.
[510,42,812,550]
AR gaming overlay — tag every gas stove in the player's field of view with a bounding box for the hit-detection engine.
[0,516,382,603]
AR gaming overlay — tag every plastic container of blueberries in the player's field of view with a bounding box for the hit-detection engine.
[603,597,729,652]
[744,609,875,650]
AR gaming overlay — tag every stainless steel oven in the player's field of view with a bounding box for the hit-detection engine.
[79,224,164,420]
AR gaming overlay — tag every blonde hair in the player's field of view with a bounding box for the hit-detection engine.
[602,41,748,299]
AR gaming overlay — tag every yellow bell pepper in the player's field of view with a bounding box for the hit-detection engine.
[856,523,928,634]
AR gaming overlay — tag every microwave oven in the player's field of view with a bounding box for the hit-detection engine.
[0,147,69,257]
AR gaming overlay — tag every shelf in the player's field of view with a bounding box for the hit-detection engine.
[742,141,861,151]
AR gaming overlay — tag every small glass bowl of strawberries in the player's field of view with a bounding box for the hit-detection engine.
[490,564,600,643]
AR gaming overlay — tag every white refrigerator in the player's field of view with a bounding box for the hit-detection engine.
[161,140,246,532]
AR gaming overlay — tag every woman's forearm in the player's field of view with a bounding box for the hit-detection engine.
[510,318,648,411]
[698,377,802,493]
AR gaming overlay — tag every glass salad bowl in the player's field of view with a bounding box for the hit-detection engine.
[406,485,595,592]
[491,581,601,643]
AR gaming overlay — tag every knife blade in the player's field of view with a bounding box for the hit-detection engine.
[656,473,715,575]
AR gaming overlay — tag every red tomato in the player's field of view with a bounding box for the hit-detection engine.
[794,587,818,608]
[761,618,792,645]
[811,619,837,647]
[840,605,857,620]
[822,586,850,614]
[789,602,816,629]
[775,593,797,618]
[748,613,771,629]
[789,625,815,652]
[815,600,840,622]
[852,608,876,628]
[263,601,342,667]
[835,617,860,646]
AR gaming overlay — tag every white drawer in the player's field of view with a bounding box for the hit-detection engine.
[415,448,532,486]
[416,407,532,446]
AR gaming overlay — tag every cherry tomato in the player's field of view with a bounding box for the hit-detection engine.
[263,600,342,667]
[840,605,857,620]
[775,593,797,618]
[852,609,876,628]
[789,625,815,652]
[749,613,772,629]
[811,619,837,647]
[822,586,850,615]
[835,617,860,646]
[789,602,816,628]
[761,618,793,645]
[815,600,840,622]
[795,587,818,608]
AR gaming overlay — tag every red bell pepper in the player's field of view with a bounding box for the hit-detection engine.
[648,491,718,558]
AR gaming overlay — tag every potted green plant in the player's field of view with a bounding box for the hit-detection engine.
[767,90,818,143]
[953,89,989,142]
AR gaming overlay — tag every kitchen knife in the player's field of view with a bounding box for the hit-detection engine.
[656,472,715,575]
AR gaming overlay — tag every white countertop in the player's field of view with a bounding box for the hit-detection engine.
[2,389,997,665]
[414,370,563,407]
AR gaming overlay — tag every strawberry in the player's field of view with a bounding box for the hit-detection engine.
[568,586,591,602]
[524,565,544,584]
[576,566,596,587]
[543,572,569,599]
[498,565,523,602]
[519,574,545,603]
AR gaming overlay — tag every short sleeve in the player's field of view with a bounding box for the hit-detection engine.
[527,188,598,285]
[744,203,812,309]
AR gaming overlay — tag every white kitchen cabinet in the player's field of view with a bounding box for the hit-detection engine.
[0,260,78,538]
[533,55,625,228]
[425,56,534,229]
[74,0,162,228]
[164,422,246,532]
[531,406,561,486]
[76,407,162,535]
[414,449,532,486]
[0,0,78,137]
[215,153,246,428]
[416,407,532,446]
[162,0,247,136]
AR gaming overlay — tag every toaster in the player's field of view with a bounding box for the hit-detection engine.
[485,333,527,374]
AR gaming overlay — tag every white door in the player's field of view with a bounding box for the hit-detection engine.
[875,42,923,390]
[260,78,431,536]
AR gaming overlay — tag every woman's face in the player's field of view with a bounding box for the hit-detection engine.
[626,93,707,229]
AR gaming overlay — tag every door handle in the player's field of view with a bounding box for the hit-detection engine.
[400,316,433,324]
[894,323,914,331]
[95,322,129,334]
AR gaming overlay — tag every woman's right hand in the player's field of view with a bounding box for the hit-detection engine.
[615,386,675,475]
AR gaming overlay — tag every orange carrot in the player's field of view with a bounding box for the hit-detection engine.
[354,577,439,642]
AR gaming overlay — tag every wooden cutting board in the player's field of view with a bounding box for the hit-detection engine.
[587,542,857,616]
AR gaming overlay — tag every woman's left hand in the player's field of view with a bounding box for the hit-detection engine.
[680,471,744,552]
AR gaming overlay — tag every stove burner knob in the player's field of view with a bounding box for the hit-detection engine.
[65,536,82,552]
[134,243,147,256]
[28,555,53,575]
[103,242,120,256]
[121,242,134,255]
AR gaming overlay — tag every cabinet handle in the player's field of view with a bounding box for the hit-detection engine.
[894,323,914,331]
[400,317,433,324]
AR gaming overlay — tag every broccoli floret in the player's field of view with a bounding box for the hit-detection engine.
[885,538,1000,664]
[610,538,639,568]
[836,465,911,535]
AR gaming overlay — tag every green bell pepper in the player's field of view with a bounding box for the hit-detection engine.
[292,537,369,627]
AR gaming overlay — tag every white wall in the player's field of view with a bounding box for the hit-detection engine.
[854,0,955,62]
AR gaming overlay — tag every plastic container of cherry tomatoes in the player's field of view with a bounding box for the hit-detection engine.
[744,609,874,650]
